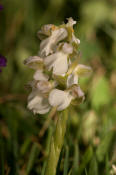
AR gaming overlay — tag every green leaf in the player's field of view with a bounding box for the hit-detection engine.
[88,156,98,175]
[78,147,93,175]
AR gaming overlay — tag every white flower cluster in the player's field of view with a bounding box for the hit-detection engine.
[24,18,91,114]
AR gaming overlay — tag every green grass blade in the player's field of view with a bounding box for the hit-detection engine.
[78,146,93,175]
[63,145,69,175]
[26,142,40,175]
[72,144,79,175]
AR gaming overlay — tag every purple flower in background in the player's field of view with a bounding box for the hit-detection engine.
[0,5,3,10]
[0,55,7,72]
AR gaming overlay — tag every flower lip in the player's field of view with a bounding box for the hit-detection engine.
[48,89,73,111]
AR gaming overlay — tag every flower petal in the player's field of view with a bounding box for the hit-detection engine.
[39,28,68,57]
[67,73,78,88]
[33,70,49,81]
[24,56,43,69]
[49,89,73,111]
[44,52,68,75]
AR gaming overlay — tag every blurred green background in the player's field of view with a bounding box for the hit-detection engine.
[0,0,116,175]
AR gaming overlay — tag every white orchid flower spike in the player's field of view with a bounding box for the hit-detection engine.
[24,18,91,115]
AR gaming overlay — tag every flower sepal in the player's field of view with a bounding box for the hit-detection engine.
[24,56,44,69]
[75,64,92,77]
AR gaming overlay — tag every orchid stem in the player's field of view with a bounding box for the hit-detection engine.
[44,109,68,175]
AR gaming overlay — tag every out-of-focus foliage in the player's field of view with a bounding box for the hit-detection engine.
[0,0,116,174]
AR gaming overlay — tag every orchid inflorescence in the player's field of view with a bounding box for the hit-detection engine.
[24,17,91,114]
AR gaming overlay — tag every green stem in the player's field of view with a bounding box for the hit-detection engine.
[44,109,68,175]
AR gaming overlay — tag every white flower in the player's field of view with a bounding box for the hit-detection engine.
[49,89,73,111]
[27,90,51,114]
[39,28,68,57]
[48,85,85,111]
[44,43,73,75]
[67,64,91,87]
[24,56,43,69]
[44,51,68,75]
